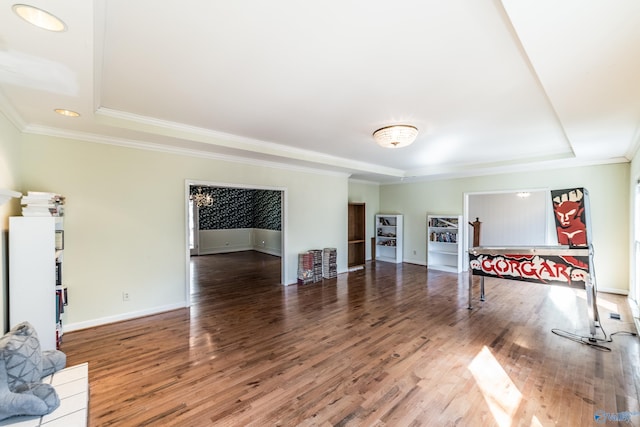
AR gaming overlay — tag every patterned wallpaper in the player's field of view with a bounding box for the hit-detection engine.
[253,189,282,230]
[191,187,281,231]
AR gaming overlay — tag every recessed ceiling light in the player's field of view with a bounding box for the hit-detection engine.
[54,109,80,117]
[12,4,67,32]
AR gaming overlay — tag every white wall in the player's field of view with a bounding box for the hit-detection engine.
[629,150,640,314]
[380,163,630,294]
[19,133,348,331]
[198,228,282,256]
[252,229,282,256]
[199,229,253,254]
[468,190,550,246]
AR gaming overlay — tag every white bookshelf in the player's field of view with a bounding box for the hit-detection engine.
[375,214,403,263]
[427,214,463,272]
[9,216,64,351]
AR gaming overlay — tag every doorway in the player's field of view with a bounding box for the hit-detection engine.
[633,181,640,313]
[463,188,555,269]
[184,181,287,307]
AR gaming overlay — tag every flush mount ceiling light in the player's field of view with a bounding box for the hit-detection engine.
[54,109,80,117]
[12,4,67,32]
[373,125,418,148]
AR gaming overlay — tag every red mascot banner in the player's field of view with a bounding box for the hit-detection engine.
[551,187,589,248]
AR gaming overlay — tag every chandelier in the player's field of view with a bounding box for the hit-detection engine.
[373,125,418,148]
[190,187,213,207]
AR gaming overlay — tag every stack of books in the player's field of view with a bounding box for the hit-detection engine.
[297,252,314,285]
[309,249,323,283]
[21,191,65,217]
[322,248,337,279]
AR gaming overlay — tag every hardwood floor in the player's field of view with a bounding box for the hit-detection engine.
[62,252,640,426]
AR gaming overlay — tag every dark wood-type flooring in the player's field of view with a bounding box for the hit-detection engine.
[62,251,640,426]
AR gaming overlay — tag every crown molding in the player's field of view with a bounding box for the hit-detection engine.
[22,124,352,179]
[0,91,27,131]
[94,107,404,178]
[348,178,381,186]
[399,155,629,184]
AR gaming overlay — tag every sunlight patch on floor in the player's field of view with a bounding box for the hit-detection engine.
[469,346,522,427]
[574,290,620,313]
[530,415,544,426]
[547,286,579,312]
[549,281,619,314]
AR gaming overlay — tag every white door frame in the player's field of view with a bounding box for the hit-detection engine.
[632,181,640,316]
[184,180,287,307]
[189,199,200,256]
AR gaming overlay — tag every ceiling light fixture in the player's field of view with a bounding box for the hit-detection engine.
[373,125,418,148]
[12,4,67,32]
[54,109,80,117]
[516,192,531,198]
[190,188,213,208]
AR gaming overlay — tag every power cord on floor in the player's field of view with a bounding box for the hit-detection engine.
[552,247,637,351]
[550,328,636,352]
[551,294,638,352]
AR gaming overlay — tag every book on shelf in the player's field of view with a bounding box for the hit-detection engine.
[23,191,65,201]
[430,217,458,228]
[379,217,389,226]
[430,231,457,243]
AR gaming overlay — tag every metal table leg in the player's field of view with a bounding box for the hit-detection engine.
[585,280,599,341]
[468,273,473,309]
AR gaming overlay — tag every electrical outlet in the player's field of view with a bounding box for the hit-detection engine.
[122,292,130,302]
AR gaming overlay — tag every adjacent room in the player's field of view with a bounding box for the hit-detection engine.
[0,1,639,426]
[188,184,284,289]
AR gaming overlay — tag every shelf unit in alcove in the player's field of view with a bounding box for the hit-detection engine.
[348,203,366,268]
[375,214,403,263]
[427,214,463,272]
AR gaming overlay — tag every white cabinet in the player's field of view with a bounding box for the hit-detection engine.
[427,215,463,272]
[375,214,403,263]
[9,216,63,351]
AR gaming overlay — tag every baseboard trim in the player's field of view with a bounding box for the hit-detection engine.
[199,246,282,257]
[628,297,640,335]
[403,259,427,267]
[198,246,253,255]
[597,287,629,296]
[63,302,187,333]
[253,247,282,257]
